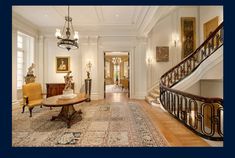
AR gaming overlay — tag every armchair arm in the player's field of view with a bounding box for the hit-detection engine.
[23,96,29,105]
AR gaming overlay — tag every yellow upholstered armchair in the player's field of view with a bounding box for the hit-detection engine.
[22,82,46,117]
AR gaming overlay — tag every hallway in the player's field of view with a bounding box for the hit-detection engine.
[11,5,223,147]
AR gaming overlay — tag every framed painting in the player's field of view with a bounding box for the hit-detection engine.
[203,16,219,40]
[156,46,169,62]
[181,17,196,59]
[56,56,70,73]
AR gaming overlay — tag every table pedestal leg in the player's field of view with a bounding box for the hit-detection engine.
[51,105,82,128]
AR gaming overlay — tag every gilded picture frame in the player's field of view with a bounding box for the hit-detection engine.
[156,46,169,62]
[181,17,196,59]
[56,56,70,73]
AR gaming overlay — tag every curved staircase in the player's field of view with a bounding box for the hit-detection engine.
[148,22,224,141]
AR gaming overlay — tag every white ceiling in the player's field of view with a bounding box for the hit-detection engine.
[12,6,176,36]
[13,6,151,27]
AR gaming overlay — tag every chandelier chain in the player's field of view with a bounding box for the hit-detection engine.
[55,5,79,51]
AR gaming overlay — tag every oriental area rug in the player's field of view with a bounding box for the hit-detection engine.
[12,101,169,147]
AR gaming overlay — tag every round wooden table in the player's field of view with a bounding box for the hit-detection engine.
[42,93,86,128]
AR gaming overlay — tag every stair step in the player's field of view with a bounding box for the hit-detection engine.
[152,98,160,104]
[145,96,155,104]
[153,88,160,94]
[150,92,159,98]
[152,99,161,107]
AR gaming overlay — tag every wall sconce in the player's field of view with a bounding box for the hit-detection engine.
[146,57,153,65]
[86,60,92,71]
[172,33,179,47]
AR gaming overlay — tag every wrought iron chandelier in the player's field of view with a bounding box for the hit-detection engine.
[55,6,79,51]
[112,57,122,65]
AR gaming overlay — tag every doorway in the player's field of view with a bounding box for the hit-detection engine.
[104,52,130,98]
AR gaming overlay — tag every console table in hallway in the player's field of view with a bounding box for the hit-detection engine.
[46,83,75,98]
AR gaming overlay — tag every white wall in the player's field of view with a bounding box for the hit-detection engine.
[43,37,82,94]
[80,36,99,99]
[146,7,199,90]
[199,6,223,45]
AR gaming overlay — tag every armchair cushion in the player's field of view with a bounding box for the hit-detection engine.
[22,83,42,101]
[28,99,43,108]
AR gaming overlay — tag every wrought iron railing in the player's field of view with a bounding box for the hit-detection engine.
[160,22,224,141]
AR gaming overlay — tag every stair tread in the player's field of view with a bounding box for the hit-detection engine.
[153,89,160,93]
[145,96,155,104]
[146,96,154,100]
[150,92,159,98]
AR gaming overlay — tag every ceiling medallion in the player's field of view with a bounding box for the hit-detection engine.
[55,6,79,51]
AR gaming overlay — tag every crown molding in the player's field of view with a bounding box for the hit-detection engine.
[12,11,39,37]
[138,6,178,36]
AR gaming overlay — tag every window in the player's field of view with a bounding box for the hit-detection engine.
[17,50,24,89]
[16,32,34,89]
[17,35,23,49]
[17,34,24,89]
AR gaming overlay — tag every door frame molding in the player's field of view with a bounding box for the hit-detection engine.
[103,51,130,98]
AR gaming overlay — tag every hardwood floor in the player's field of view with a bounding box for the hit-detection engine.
[104,92,211,147]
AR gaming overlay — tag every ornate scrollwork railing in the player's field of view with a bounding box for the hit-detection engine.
[160,22,223,141]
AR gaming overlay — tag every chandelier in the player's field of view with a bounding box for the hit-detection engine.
[112,57,122,65]
[55,6,79,51]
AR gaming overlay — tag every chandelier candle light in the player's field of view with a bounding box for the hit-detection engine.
[55,6,79,51]
[112,57,122,65]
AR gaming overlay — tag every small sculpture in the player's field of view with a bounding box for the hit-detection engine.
[64,71,73,90]
[86,61,92,79]
[27,63,35,75]
[86,71,90,79]
[25,63,36,84]
[60,70,76,99]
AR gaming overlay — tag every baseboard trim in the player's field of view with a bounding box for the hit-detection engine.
[12,100,20,107]
[91,92,100,100]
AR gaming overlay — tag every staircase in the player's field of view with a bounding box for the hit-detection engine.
[152,22,223,141]
[145,85,160,106]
